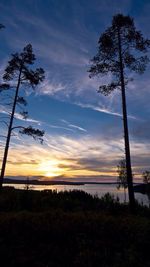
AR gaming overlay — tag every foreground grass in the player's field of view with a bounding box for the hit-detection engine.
[0,187,150,267]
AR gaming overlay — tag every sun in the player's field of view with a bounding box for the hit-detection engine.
[37,160,63,177]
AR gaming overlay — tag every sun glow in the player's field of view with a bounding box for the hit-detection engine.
[37,160,64,177]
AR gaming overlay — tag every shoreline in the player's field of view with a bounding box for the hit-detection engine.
[3,178,140,186]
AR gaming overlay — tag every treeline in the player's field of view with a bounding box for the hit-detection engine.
[0,187,121,212]
[0,188,150,266]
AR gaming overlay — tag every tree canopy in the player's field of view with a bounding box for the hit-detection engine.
[89,14,150,95]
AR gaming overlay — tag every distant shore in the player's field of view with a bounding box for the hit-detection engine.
[3,178,141,186]
[4,178,119,186]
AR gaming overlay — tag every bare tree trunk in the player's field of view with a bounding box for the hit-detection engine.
[117,30,135,211]
[0,69,22,188]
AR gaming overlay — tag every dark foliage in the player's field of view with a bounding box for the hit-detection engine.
[89,14,150,88]
[3,44,45,85]
[0,188,150,266]
[0,83,10,92]
[0,188,121,213]
[17,96,27,106]
[19,126,44,143]
[117,160,127,188]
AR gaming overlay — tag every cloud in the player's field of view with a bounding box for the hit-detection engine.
[14,112,41,125]
[37,72,139,124]
[46,124,75,133]
[0,133,124,177]
[61,119,87,132]
[37,75,68,97]
[1,0,147,125]
[36,67,141,125]
[43,119,86,133]
[75,102,137,120]
[7,159,39,166]
[1,5,90,67]
[1,124,150,181]
[0,105,41,125]
[68,124,87,132]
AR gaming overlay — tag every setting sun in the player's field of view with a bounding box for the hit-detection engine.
[37,160,64,177]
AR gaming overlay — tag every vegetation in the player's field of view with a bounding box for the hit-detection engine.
[143,170,150,184]
[117,159,127,202]
[0,44,45,188]
[89,14,150,211]
[0,188,150,266]
[142,171,150,205]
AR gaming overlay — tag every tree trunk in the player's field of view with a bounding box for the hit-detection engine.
[0,68,22,188]
[117,29,135,211]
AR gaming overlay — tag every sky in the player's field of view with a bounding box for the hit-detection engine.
[0,0,150,182]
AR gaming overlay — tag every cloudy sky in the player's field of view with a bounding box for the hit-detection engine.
[0,0,150,182]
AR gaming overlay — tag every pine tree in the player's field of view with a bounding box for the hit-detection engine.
[117,159,127,202]
[89,14,150,211]
[0,44,45,188]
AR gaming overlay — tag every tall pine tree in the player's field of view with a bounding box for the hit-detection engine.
[89,14,150,210]
[0,44,45,188]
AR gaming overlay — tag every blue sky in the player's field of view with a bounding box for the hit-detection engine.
[0,0,150,181]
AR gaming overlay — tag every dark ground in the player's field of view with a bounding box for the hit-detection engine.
[0,187,150,267]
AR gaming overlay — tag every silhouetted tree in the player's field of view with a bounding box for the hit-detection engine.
[89,14,150,211]
[117,159,127,202]
[143,170,150,184]
[0,44,45,188]
[142,170,150,205]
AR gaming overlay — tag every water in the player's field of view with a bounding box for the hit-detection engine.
[4,183,149,206]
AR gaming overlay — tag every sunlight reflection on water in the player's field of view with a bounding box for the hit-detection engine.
[5,183,149,206]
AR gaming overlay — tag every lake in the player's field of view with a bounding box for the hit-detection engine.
[5,183,150,206]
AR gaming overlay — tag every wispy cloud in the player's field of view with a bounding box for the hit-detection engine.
[1,6,90,67]
[14,112,41,125]
[2,133,124,177]
[75,102,137,120]
[1,1,147,122]
[68,124,87,132]
[61,119,87,132]
[37,75,67,97]
[46,124,75,133]
[2,132,150,180]
[0,105,41,125]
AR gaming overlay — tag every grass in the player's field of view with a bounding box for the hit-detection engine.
[0,187,150,267]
